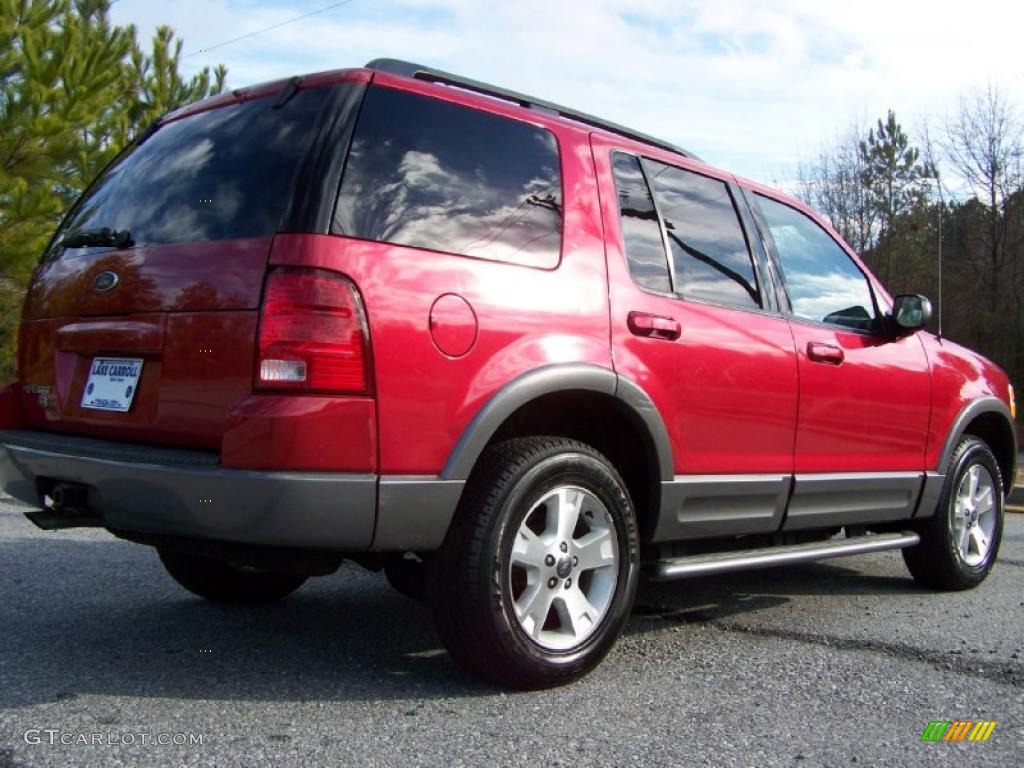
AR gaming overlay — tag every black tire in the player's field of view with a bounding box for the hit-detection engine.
[158,549,308,604]
[903,436,1004,590]
[385,554,428,601]
[427,437,639,690]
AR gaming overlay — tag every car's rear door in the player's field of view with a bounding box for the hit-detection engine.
[593,137,799,541]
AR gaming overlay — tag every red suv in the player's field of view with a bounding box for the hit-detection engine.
[0,59,1017,689]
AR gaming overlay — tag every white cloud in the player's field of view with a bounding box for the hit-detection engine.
[113,0,1024,186]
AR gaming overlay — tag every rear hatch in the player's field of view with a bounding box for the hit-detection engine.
[19,83,335,450]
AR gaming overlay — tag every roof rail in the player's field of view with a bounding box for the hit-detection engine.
[364,58,702,162]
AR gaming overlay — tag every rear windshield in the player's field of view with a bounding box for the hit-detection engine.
[45,88,330,260]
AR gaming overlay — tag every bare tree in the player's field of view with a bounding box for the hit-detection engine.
[944,85,1024,310]
[943,85,1024,388]
[798,124,876,255]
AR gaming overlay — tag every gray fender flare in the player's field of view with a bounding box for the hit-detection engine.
[937,396,1017,476]
[441,363,674,481]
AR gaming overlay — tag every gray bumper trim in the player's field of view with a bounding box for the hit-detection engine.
[0,429,220,467]
[0,436,376,551]
[374,476,465,551]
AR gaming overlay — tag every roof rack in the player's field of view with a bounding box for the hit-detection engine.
[364,58,702,162]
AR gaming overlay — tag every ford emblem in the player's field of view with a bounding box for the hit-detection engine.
[93,271,119,292]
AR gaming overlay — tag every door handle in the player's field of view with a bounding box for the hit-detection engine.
[627,311,681,341]
[806,342,844,365]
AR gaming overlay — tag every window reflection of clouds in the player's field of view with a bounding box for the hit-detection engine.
[610,152,671,293]
[644,160,760,310]
[786,272,871,322]
[334,87,562,268]
[757,196,875,331]
[52,89,329,252]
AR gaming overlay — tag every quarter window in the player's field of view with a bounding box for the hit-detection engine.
[755,194,877,332]
[333,86,563,268]
[611,152,671,293]
[643,160,761,310]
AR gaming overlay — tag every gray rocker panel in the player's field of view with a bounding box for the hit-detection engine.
[782,472,923,531]
[652,471,929,542]
[652,474,791,542]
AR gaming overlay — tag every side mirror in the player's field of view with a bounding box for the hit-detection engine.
[890,294,932,335]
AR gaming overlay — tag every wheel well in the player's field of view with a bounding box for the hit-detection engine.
[962,412,1016,495]
[488,390,662,538]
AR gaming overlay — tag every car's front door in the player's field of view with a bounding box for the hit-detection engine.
[748,190,932,531]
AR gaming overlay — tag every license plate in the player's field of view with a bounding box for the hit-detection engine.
[81,357,144,412]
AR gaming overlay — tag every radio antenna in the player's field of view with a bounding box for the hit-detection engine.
[936,178,943,341]
[925,163,944,341]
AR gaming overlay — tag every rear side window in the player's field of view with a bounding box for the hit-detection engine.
[611,152,671,293]
[47,88,331,258]
[644,160,761,310]
[755,194,877,332]
[333,86,563,268]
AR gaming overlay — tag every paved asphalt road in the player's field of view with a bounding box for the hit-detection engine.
[1,499,1022,768]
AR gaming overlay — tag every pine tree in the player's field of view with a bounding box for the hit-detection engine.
[858,110,927,285]
[0,0,226,379]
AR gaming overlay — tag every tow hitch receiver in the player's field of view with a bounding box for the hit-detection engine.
[24,482,103,530]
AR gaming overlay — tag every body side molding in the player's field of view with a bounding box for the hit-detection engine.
[653,471,925,542]
[652,474,791,542]
[783,472,923,531]
[913,472,944,518]
[441,364,674,481]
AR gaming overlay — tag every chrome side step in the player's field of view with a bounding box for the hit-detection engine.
[650,531,920,581]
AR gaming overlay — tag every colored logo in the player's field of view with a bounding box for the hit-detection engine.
[93,271,119,292]
[920,720,996,742]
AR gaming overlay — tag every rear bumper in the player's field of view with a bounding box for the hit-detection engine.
[0,429,462,552]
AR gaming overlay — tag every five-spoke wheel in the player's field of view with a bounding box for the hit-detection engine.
[508,486,619,650]
[950,464,997,567]
[428,437,639,689]
[904,436,1004,590]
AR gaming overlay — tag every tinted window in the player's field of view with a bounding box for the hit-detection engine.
[756,194,877,331]
[643,160,760,309]
[333,86,562,268]
[47,89,330,258]
[611,153,671,293]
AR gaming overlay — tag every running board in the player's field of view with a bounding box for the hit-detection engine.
[650,531,920,581]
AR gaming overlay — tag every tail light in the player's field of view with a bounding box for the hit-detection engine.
[256,267,371,394]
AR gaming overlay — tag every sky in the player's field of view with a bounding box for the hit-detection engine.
[111,0,1024,190]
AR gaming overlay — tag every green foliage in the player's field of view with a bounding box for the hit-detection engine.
[802,98,1024,397]
[857,110,928,285]
[0,0,226,380]
[858,111,927,221]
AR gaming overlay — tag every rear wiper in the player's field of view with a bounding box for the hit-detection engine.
[59,228,134,249]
